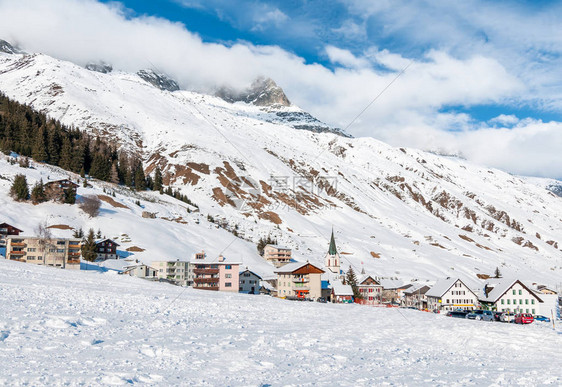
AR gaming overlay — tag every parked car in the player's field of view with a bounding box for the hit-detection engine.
[534,315,551,322]
[446,310,469,319]
[466,310,494,321]
[514,313,534,324]
[493,311,504,321]
[316,297,327,303]
[500,312,514,323]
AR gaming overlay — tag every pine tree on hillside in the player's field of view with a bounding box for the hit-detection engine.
[81,228,97,262]
[73,227,84,239]
[59,137,73,171]
[30,179,46,204]
[10,174,29,201]
[31,127,48,162]
[109,161,119,185]
[134,163,146,191]
[494,267,502,278]
[153,166,163,192]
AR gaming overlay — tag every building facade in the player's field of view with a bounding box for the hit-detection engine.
[480,279,543,315]
[426,278,478,312]
[357,275,383,305]
[95,238,119,260]
[275,262,324,300]
[192,255,240,292]
[0,222,22,246]
[152,260,189,286]
[44,179,78,203]
[402,284,431,309]
[5,236,81,269]
[121,264,157,279]
[239,269,262,294]
[331,280,353,303]
[263,244,292,267]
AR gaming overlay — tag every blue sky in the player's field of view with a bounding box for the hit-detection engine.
[1,0,561,178]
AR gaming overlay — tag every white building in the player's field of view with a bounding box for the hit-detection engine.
[426,278,478,311]
[239,269,262,294]
[152,260,189,286]
[121,264,157,279]
[480,278,543,315]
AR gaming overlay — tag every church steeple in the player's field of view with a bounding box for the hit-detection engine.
[325,228,341,275]
[328,228,338,255]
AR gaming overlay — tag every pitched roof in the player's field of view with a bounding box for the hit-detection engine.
[480,278,543,303]
[95,238,120,246]
[265,244,291,250]
[331,280,353,296]
[425,278,459,298]
[239,269,262,279]
[358,274,381,285]
[274,261,324,274]
[403,283,431,295]
[0,222,23,232]
[328,229,338,255]
[378,278,405,289]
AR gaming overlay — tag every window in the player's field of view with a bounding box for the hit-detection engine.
[446,299,449,304]
[519,299,522,304]
[525,299,528,305]
[512,290,516,295]
[501,299,504,305]
[513,299,516,305]
[27,248,36,252]
[225,265,232,270]
[225,282,232,287]
[241,280,245,284]
[531,299,535,305]
[225,274,232,278]
[507,299,510,304]
[27,256,35,260]
[525,309,529,313]
[57,241,65,245]
[519,290,522,295]
[532,309,535,314]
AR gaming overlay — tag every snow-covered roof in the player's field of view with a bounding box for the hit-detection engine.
[95,238,119,246]
[239,269,262,279]
[481,278,543,303]
[426,278,459,298]
[265,244,291,250]
[378,279,404,289]
[191,257,242,265]
[403,283,431,295]
[331,281,353,296]
[358,274,380,285]
[274,261,307,273]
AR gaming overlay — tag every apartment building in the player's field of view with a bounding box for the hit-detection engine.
[191,255,240,292]
[426,278,478,311]
[275,262,324,300]
[5,235,81,269]
[480,278,543,315]
[152,260,189,286]
[263,244,292,267]
[0,222,22,246]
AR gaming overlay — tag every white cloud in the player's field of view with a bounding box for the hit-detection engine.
[488,114,519,127]
[0,0,560,178]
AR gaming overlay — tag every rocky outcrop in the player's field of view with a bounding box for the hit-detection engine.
[0,39,22,54]
[216,77,290,107]
[85,61,113,74]
[137,69,180,92]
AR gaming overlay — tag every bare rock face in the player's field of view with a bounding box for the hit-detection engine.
[0,39,23,54]
[85,61,113,74]
[216,77,291,107]
[137,69,180,92]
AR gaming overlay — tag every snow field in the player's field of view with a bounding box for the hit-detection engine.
[0,259,560,386]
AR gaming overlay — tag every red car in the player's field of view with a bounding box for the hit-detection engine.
[514,313,534,324]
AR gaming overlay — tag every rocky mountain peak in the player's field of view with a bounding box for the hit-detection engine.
[137,69,180,92]
[85,61,113,74]
[0,39,23,54]
[216,76,291,107]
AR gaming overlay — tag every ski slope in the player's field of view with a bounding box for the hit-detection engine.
[0,259,560,386]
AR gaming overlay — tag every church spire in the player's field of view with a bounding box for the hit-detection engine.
[328,228,338,255]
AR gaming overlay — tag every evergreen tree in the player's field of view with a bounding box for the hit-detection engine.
[346,266,362,299]
[153,167,163,192]
[59,137,73,171]
[73,227,84,239]
[31,127,48,162]
[109,161,120,184]
[134,163,146,191]
[81,228,97,262]
[96,229,102,239]
[30,179,46,204]
[10,174,29,201]
[63,187,76,204]
[494,267,502,278]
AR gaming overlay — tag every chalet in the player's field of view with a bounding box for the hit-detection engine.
[44,179,79,203]
[426,278,478,312]
[0,222,22,246]
[263,244,292,267]
[357,275,383,305]
[239,269,262,294]
[121,264,157,279]
[275,261,324,300]
[94,238,119,260]
[5,236,81,269]
[480,278,543,315]
[191,255,240,292]
[402,283,431,309]
[152,260,189,286]
[331,280,353,303]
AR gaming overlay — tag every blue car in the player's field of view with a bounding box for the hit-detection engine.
[534,315,551,322]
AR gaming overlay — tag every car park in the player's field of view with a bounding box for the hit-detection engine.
[446,310,469,319]
[514,313,534,324]
[466,310,494,321]
[500,312,514,323]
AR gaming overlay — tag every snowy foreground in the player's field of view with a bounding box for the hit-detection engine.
[0,260,560,386]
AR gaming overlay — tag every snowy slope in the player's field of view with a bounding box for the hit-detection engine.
[0,259,561,385]
[0,50,561,287]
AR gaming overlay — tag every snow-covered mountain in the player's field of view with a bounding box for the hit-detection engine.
[1,47,561,287]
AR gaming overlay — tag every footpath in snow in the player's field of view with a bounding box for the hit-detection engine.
[0,259,560,386]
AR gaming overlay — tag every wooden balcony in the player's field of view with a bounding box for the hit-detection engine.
[68,252,81,257]
[67,259,80,264]
[10,242,25,247]
[10,258,25,262]
[68,244,81,249]
[194,277,219,284]
[9,250,25,255]
[194,268,219,275]
[292,277,309,283]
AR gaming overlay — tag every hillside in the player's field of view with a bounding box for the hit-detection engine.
[1,49,562,286]
[1,258,561,385]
